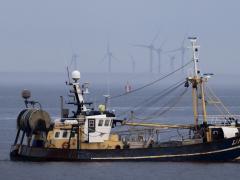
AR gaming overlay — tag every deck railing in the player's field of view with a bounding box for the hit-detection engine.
[198,115,240,126]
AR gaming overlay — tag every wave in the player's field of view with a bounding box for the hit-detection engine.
[0,118,16,120]
[0,158,10,162]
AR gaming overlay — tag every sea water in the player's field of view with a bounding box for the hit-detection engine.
[0,82,240,180]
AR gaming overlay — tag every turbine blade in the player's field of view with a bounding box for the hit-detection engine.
[160,38,167,48]
[100,54,108,63]
[151,30,161,44]
[130,55,134,62]
[111,54,120,61]
[164,48,181,53]
[69,53,79,69]
[182,33,188,46]
[132,44,150,48]
[128,53,135,61]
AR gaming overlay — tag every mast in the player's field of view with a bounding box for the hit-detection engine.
[188,37,208,129]
[191,37,199,77]
[189,37,199,130]
[192,85,199,130]
[200,78,207,126]
[71,70,87,115]
[70,70,86,151]
[189,37,208,128]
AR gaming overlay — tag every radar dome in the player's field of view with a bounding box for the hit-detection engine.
[21,89,31,99]
[98,104,106,113]
[72,70,81,82]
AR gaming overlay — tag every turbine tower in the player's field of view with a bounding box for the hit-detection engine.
[154,40,166,74]
[133,32,160,73]
[101,41,118,73]
[129,54,136,73]
[166,36,187,72]
[169,55,176,71]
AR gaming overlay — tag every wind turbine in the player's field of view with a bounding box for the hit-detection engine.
[154,39,167,74]
[129,54,136,73]
[133,32,160,73]
[101,41,118,73]
[165,36,188,72]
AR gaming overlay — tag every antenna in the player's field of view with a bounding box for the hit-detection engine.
[70,54,79,70]
[188,37,200,77]
[66,66,71,84]
[66,54,79,85]
[103,95,110,110]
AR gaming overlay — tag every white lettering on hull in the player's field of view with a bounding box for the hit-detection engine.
[232,139,240,146]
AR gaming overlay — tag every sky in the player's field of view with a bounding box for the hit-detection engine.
[0,0,240,74]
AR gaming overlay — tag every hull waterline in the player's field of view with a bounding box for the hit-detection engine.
[10,136,240,162]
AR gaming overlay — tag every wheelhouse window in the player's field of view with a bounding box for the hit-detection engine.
[104,119,110,126]
[89,119,95,128]
[98,119,103,126]
[62,131,68,138]
[55,132,60,138]
[88,119,95,133]
[110,120,113,127]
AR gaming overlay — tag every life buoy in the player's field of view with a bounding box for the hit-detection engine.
[62,142,69,149]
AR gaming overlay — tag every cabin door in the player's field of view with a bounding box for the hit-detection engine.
[88,119,95,133]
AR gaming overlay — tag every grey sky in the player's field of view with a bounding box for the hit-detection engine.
[0,0,239,74]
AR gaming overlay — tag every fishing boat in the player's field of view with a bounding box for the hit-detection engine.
[10,37,240,162]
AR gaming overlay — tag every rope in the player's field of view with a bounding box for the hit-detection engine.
[205,88,226,115]
[126,87,188,132]
[134,81,186,115]
[116,79,186,117]
[134,87,188,121]
[206,86,232,116]
[154,88,188,117]
[110,60,193,100]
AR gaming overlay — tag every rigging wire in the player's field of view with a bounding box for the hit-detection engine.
[110,60,193,100]
[206,86,232,116]
[116,79,186,117]
[134,81,186,115]
[154,87,189,117]
[122,80,189,131]
[134,86,189,121]
[126,86,189,132]
[205,88,226,116]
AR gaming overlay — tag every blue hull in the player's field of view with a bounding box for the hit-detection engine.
[10,136,240,162]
